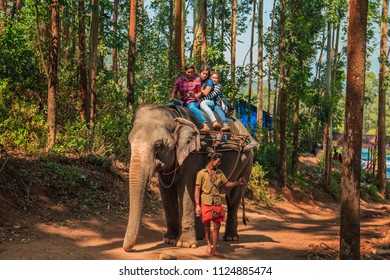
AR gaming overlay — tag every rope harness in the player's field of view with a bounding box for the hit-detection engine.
[159,159,179,189]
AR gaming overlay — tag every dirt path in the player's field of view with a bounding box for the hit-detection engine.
[1,198,389,260]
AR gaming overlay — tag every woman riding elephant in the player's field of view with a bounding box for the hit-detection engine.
[169,64,211,132]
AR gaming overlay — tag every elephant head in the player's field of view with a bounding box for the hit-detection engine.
[123,106,200,251]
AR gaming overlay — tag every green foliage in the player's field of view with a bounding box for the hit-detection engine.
[37,160,111,207]
[361,184,383,202]
[247,163,275,205]
[253,143,280,178]
[94,73,132,157]
[0,11,44,93]
[39,162,81,194]
[83,181,102,206]
[327,181,341,200]
[51,71,132,159]
[0,94,46,151]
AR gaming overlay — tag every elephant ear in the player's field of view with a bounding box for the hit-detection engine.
[173,117,200,165]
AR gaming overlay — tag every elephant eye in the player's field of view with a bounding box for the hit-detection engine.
[154,140,164,151]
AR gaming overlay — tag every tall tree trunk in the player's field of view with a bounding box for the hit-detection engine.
[311,29,326,150]
[220,0,225,47]
[230,0,237,103]
[11,0,23,19]
[168,0,174,81]
[174,0,183,72]
[340,0,368,260]
[201,0,207,66]
[247,0,256,128]
[127,0,137,108]
[99,2,105,70]
[211,0,216,46]
[257,0,263,140]
[291,88,300,176]
[278,0,287,189]
[47,0,59,150]
[180,0,185,67]
[270,0,277,142]
[89,0,99,126]
[78,0,89,123]
[112,0,119,84]
[273,76,279,143]
[292,54,304,176]
[323,5,333,188]
[377,0,388,195]
[193,0,202,69]
[0,0,5,13]
[0,0,5,35]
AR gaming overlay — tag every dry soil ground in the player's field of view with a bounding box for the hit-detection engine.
[1,154,390,260]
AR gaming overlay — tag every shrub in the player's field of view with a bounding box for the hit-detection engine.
[253,142,280,178]
[247,163,274,205]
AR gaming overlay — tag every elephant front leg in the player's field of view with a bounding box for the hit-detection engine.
[159,182,180,245]
[176,189,198,248]
[223,188,242,241]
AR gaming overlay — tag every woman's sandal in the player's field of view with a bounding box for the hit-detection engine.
[212,121,221,129]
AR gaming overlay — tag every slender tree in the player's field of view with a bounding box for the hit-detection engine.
[11,0,23,19]
[220,0,226,48]
[193,0,204,70]
[201,0,207,66]
[127,0,137,108]
[89,0,99,126]
[230,0,237,103]
[269,0,278,142]
[278,0,287,189]
[112,0,119,84]
[257,0,263,139]
[79,0,89,123]
[377,0,388,195]
[247,0,256,128]
[168,0,174,79]
[98,2,105,69]
[174,0,183,72]
[211,0,216,46]
[180,0,185,67]
[323,1,333,188]
[340,0,368,260]
[0,0,5,13]
[0,0,5,35]
[291,72,300,175]
[47,0,60,150]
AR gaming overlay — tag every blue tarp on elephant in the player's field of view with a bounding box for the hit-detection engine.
[234,100,273,131]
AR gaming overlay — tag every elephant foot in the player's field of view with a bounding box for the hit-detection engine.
[176,239,198,248]
[175,232,198,248]
[163,236,177,245]
[223,234,239,241]
[163,232,178,246]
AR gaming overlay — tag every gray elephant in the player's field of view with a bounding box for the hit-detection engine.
[123,104,258,252]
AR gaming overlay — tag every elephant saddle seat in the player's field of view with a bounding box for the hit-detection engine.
[165,104,259,153]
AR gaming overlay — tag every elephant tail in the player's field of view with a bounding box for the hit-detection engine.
[242,196,250,225]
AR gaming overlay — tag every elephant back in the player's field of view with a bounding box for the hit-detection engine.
[163,104,258,153]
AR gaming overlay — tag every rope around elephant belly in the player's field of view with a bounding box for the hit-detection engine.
[159,160,179,189]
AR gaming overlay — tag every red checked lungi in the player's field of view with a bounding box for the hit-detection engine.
[200,202,225,223]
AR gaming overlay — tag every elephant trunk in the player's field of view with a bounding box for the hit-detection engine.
[123,147,154,252]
